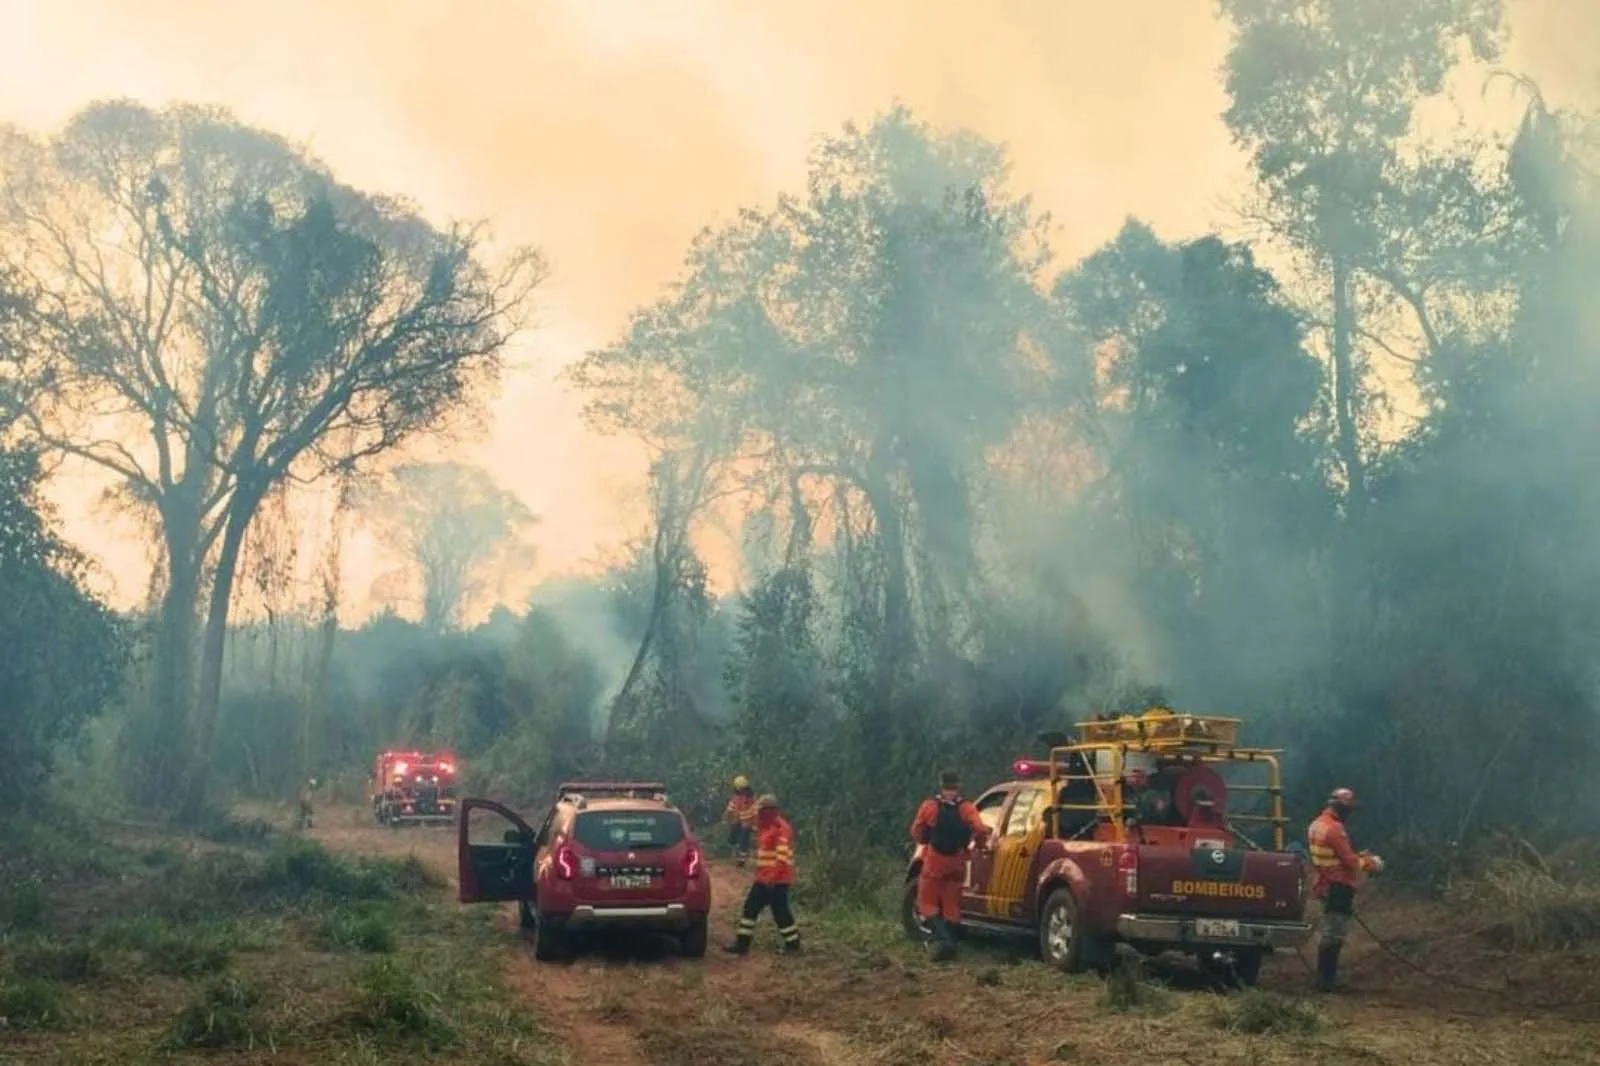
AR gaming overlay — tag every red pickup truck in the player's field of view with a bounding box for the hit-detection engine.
[902,709,1311,985]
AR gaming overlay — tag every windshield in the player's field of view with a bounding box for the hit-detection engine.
[573,810,684,851]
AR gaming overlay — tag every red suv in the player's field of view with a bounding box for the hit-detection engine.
[457,781,711,961]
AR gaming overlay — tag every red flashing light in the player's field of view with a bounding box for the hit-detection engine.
[684,844,704,879]
[1117,846,1139,896]
[1012,758,1048,778]
[554,843,577,880]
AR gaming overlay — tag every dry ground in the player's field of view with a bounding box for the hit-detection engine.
[311,805,1600,1066]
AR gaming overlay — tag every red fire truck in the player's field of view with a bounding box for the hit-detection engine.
[371,749,460,827]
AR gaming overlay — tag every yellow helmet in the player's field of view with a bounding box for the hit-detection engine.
[732,774,749,789]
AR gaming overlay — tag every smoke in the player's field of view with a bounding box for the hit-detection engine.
[526,575,639,732]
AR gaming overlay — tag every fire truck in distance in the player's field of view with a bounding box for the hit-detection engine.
[371,749,460,827]
[903,707,1312,985]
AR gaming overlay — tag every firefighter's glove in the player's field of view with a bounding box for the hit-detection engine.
[1365,854,1385,875]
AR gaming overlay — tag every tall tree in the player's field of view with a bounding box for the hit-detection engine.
[359,461,537,632]
[1060,220,1332,706]
[0,100,544,817]
[1218,0,1505,517]
[571,107,1057,794]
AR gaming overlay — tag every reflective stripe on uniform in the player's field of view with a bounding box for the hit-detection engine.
[778,923,800,943]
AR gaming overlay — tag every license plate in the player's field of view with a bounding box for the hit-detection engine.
[1195,918,1241,939]
[609,874,653,889]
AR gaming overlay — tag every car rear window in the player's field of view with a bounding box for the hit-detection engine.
[573,810,684,851]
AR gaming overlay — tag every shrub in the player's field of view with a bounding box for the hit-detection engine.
[0,977,66,1030]
[1449,848,1600,951]
[162,976,266,1050]
[1205,989,1325,1036]
[351,957,453,1046]
[317,909,399,954]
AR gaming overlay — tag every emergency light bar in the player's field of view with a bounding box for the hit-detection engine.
[1012,759,1049,778]
[556,780,669,799]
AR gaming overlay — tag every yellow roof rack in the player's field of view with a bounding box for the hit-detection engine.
[1075,707,1243,749]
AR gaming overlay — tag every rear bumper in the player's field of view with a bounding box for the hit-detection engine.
[559,903,701,930]
[1116,913,1313,950]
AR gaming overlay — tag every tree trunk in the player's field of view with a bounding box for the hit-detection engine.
[142,503,202,813]
[862,447,911,760]
[605,528,671,750]
[1331,257,1366,519]
[180,485,262,823]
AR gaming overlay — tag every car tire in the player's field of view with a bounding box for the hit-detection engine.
[533,915,569,962]
[518,900,536,932]
[901,879,932,943]
[1039,887,1094,973]
[679,917,708,958]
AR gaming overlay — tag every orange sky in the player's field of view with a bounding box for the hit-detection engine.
[2,0,1594,621]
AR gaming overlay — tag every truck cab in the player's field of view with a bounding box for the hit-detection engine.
[901,707,1312,985]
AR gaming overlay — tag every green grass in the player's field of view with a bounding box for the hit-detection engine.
[317,906,401,953]
[0,811,560,1066]
[0,976,68,1030]
[161,975,268,1050]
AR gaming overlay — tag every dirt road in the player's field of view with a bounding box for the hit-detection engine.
[313,807,1600,1066]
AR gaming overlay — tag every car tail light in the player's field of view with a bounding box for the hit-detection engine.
[684,844,704,879]
[1117,846,1138,896]
[554,843,577,880]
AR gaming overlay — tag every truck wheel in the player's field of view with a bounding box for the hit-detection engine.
[901,880,933,942]
[1039,888,1092,973]
[533,915,570,962]
[679,917,708,958]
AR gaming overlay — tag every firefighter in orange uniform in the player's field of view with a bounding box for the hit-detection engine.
[724,775,758,868]
[910,770,993,962]
[725,794,801,955]
[1306,787,1384,992]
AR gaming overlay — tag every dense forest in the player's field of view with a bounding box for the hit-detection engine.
[3,0,1597,873]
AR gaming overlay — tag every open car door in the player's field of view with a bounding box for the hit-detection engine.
[458,798,537,904]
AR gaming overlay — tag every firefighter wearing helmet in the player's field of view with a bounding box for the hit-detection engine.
[724,794,801,955]
[724,774,758,868]
[1306,787,1384,992]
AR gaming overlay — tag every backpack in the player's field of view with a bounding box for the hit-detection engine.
[926,796,973,856]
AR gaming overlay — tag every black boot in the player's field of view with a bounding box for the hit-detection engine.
[723,934,751,956]
[1316,943,1342,992]
[928,918,957,962]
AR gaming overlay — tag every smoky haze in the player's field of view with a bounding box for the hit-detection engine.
[2,0,1598,851]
